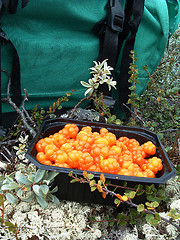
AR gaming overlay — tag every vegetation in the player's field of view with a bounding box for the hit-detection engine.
[0,26,179,239]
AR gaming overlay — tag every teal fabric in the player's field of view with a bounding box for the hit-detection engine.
[1,0,180,114]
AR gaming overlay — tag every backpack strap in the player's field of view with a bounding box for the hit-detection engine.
[0,28,22,107]
[93,0,124,109]
[118,0,145,119]
[0,0,29,129]
[2,0,29,13]
[94,0,145,116]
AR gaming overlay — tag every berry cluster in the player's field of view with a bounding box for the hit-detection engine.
[36,124,163,178]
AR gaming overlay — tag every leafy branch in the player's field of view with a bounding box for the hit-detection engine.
[69,171,180,231]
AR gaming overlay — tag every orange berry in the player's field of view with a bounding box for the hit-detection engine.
[44,137,54,145]
[78,152,94,170]
[95,137,109,146]
[67,150,82,168]
[36,139,48,152]
[147,157,163,174]
[118,168,132,176]
[36,142,44,152]
[43,160,53,165]
[122,161,132,169]
[36,152,47,163]
[117,136,129,143]
[100,128,108,135]
[100,158,120,174]
[125,138,140,149]
[81,126,92,132]
[105,132,117,146]
[143,169,155,178]
[141,141,156,156]
[53,162,70,168]
[56,152,68,164]
[87,164,101,172]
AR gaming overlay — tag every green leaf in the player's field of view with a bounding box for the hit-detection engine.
[154,212,161,221]
[125,190,136,199]
[137,204,145,212]
[1,184,13,191]
[114,198,121,205]
[22,191,35,202]
[146,213,160,226]
[6,193,18,205]
[0,194,5,205]
[34,169,46,183]
[173,214,180,220]
[16,189,23,198]
[119,220,127,226]
[70,179,79,183]
[39,185,49,195]
[146,213,153,223]
[5,221,18,233]
[32,185,40,195]
[80,81,91,88]
[50,194,60,205]
[90,216,96,222]
[86,173,94,180]
[58,106,62,110]
[9,182,20,190]
[91,186,97,192]
[90,180,96,187]
[15,171,31,185]
[46,171,59,182]
[109,221,115,227]
[50,186,58,194]
[68,171,73,177]
[129,191,136,199]
[35,195,48,208]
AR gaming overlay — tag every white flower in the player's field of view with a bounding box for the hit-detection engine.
[81,59,116,96]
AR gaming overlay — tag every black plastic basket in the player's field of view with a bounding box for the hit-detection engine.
[26,118,176,205]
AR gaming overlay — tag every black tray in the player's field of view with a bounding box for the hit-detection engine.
[26,118,176,205]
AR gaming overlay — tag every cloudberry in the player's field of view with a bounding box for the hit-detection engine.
[78,152,94,170]
[67,150,82,168]
[141,141,156,156]
[100,158,120,174]
[35,124,163,178]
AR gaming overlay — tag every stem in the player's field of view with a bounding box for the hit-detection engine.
[70,174,180,231]
[145,68,177,125]
[68,96,90,118]
[1,70,37,138]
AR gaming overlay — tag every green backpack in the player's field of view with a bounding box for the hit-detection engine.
[0,0,179,124]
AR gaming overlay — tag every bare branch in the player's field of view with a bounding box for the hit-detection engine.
[1,69,37,137]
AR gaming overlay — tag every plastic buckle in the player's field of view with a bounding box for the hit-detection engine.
[0,31,9,41]
[108,0,124,32]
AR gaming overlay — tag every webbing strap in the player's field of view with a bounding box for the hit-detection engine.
[94,0,144,116]
[118,0,145,119]
[0,0,29,127]
[1,0,29,13]
[94,0,124,108]
[0,28,22,106]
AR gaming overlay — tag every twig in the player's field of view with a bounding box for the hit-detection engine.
[1,69,37,138]
[0,140,19,146]
[144,68,177,125]
[122,103,146,125]
[125,200,180,231]
[21,89,39,131]
[70,173,180,231]
[68,96,90,118]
